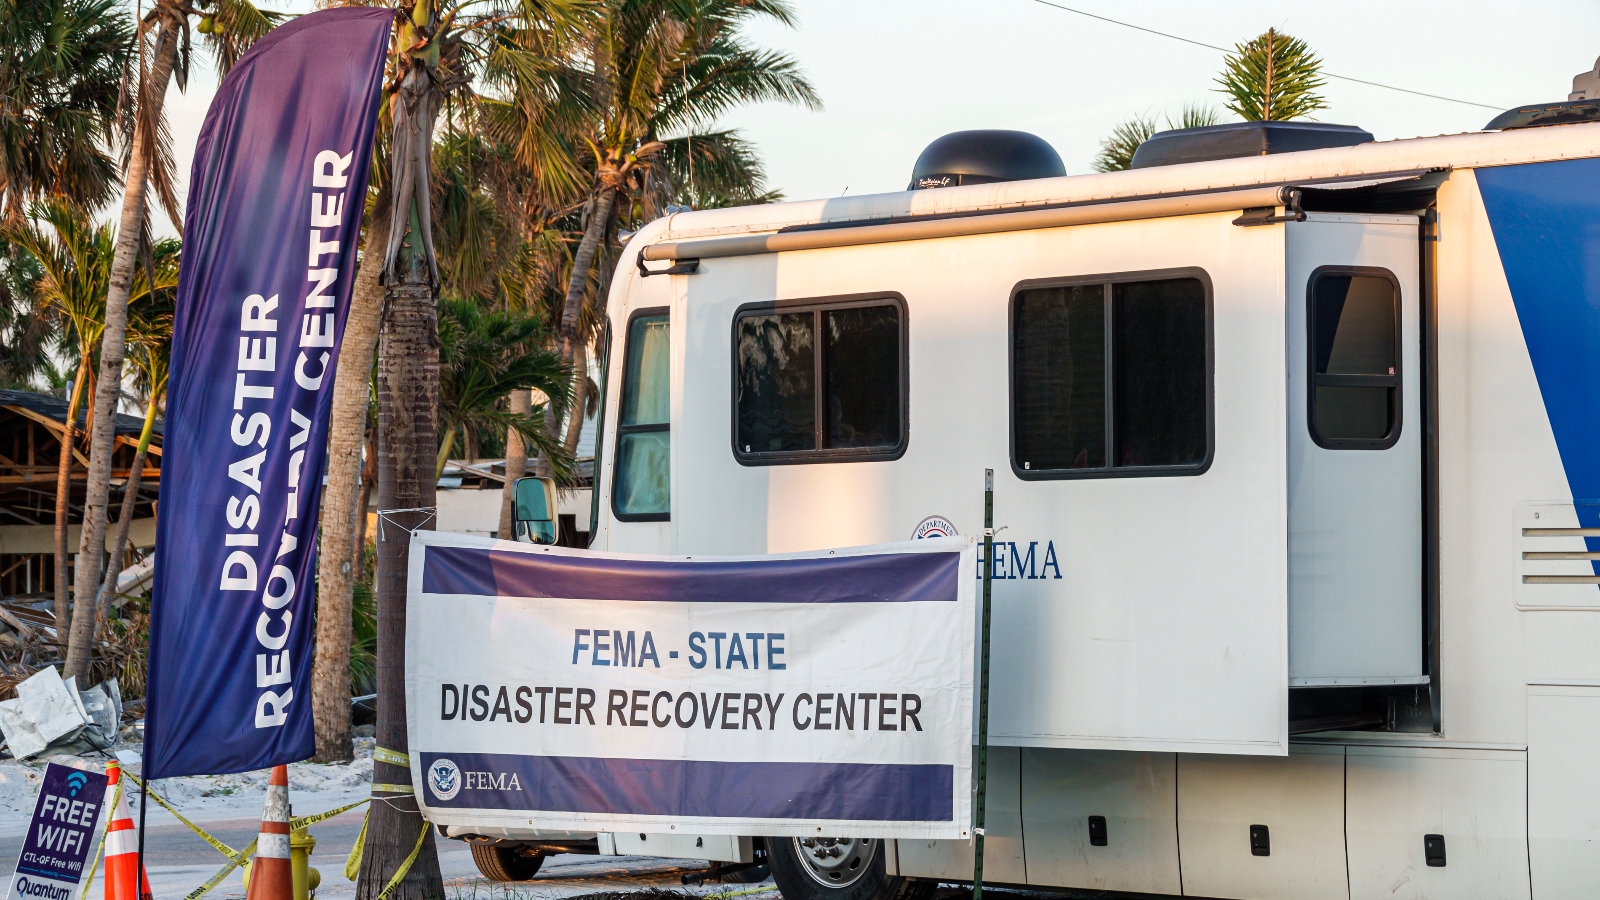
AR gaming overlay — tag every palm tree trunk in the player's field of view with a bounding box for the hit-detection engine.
[357,281,444,900]
[355,58,443,900]
[554,185,615,422]
[86,391,161,650]
[497,390,529,539]
[53,363,89,642]
[354,422,376,572]
[311,216,388,764]
[66,20,179,682]
[562,340,588,455]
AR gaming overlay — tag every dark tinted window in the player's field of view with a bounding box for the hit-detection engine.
[1114,279,1208,467]
[735,299,905,463]
[825,306,901,448]
[736,313,815,452]
[1309,273,1399,448]
[1012,274,1210,477]
[1013,285,1106,470]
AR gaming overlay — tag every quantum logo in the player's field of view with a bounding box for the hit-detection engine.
[428,758,461,801]
[14,878,72,900]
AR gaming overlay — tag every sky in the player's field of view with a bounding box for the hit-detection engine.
[151,0,1600,234]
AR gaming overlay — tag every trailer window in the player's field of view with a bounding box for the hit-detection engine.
[1012,273,1211,478]
[733,296,907,464]
[613,310,670,520]
[1308,271,1400,449]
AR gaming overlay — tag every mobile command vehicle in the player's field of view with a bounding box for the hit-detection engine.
[450,94,1600,899]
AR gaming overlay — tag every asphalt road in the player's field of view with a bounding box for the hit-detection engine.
[0,802,758,900]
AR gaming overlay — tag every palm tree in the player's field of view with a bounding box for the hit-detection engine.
[1215,28,1327,122]
[7,200,113,640]
[73,0,280,681]
[311,0,585,767]
[76,239,178,676]
[357,3,587,896]
[1092,103,1220,173]
[0,0,132,221]
[549,0,820,459]
[435,296,570,478]
[0,246,52,388]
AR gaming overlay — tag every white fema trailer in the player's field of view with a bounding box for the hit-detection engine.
[452,93,1600,899]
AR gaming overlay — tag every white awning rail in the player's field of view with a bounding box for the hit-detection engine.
[640,185,1297,270]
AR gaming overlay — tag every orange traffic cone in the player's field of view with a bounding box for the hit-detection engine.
[245,765,294,900]
[103,760,153,900]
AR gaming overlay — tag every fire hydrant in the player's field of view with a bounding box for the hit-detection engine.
[291,827,320,900]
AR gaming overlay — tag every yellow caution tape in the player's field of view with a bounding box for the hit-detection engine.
[142,786,243,861]
[137,781,370,900]
[184,837,257,900]
[290,798,369,830]
[77,778,122,900]
[372,746,410,767]
[344,809,369,880]
[370,782,415,794]
[374,821,430,900]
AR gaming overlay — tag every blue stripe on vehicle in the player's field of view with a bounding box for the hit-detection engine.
[421,545,961,603]
[1480,159,1600,575]
[418,752,953,821]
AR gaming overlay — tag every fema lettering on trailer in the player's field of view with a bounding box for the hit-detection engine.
[977,540,1062,580]
[218,148,357,730]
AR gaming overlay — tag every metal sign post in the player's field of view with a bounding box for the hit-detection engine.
[972,469,994,900]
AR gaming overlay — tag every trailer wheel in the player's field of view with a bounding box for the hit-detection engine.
[469,843,545,882]
[769,838,932,900]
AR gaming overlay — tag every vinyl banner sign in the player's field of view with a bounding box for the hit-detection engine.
[406,532,976,839]
[145,8,391,778]
[6,763,108,900]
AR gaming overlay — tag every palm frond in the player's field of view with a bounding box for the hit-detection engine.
[1092,115,1158,173]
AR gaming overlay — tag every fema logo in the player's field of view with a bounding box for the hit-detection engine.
[912,515,958,539]
[428,758,461,801]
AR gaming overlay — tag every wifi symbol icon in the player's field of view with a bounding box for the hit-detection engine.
[65,772,88,797]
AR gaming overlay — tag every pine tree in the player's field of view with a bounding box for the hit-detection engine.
[1215,28,1327,122]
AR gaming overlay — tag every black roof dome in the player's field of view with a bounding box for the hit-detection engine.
[909,130,1066,190]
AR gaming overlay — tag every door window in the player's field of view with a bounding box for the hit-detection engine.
[733,296,907,464]
[1012,272,1211,478]
[613,309,670,520]
[1308,270,1400,449]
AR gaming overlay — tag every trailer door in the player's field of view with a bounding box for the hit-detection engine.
[1286,214,1424,685]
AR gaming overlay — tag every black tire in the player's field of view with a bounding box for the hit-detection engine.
[469,842,545,882]
[769,838,933,900]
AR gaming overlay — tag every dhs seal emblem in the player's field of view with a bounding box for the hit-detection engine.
[428,758,461,801]
[912,515,958,539]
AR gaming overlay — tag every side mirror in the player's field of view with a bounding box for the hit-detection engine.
[512,476,560,545]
